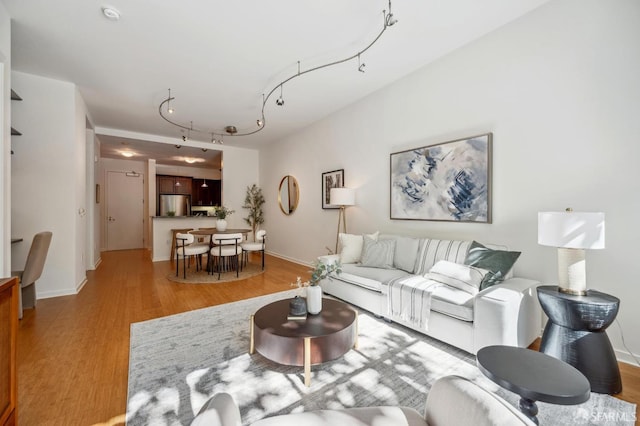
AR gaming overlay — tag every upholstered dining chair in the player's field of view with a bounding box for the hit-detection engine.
[175,232,210,279]
[12,231,53,319]
[209,233,243,280]
[240,229,266,270]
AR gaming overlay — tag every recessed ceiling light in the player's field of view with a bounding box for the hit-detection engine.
[102,6,121,21]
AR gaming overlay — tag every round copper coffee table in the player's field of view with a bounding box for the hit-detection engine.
[249,298,358,386]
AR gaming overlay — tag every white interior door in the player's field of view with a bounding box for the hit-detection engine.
[106,171,144,250]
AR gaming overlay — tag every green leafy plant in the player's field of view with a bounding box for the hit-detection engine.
[309,261,341,286]
[213,205,235,219]
[242,184,265,241]
[290,261,341,290]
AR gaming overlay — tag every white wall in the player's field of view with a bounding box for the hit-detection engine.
[260,0,640,363]
[11,71,89,297]
[0,5,11,276]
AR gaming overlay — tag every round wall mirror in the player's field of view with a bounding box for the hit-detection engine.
[278,175,299,215]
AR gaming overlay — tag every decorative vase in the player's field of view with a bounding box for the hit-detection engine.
[216,219,227,231]
[289,296,307,316]
[306,285,323,315]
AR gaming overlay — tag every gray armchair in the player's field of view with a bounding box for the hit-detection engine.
[12,231,53,319]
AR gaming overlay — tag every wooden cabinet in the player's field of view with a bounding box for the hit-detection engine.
[174,177,192,195]
[0,277,18,426]
[157,175,192,195]
[192,179,221,206]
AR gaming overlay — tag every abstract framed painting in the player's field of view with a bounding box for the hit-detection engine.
[390,133,492,223]
[322,169,344,209]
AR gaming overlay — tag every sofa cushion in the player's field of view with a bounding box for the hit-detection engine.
[338,232,379,264]
[336,264,410,292]
[380,235,421,273]
[464,241,521,289]
[430,284,475,322]
[414,239,472,275]
[426,260,489,296]
[361,236,396,269]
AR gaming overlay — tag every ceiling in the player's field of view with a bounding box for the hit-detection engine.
[4,0,550,160]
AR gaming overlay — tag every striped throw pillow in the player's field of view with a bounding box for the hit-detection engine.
[414,239,472,275]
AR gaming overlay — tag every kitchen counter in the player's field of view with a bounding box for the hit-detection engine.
[151,216,218,261]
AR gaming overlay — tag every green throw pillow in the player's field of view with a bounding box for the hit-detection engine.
[464,241,521,289]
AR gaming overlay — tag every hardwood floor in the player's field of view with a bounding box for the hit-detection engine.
[16,249,640,425]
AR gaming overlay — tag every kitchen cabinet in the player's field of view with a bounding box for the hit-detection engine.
[192,179,221,206]
[0,277,18,426]
[157,175,192,195]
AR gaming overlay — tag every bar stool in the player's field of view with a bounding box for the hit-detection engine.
[170,228,193,261]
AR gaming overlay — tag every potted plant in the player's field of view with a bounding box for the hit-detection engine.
[291,261,341,314]
[213,205,235,231]
[242,184,265,241]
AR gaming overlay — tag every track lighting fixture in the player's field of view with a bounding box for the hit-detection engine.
[158,1,397,141]
[276,85,285,106]
[167,89,174,114]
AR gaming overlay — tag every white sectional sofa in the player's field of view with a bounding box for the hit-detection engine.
[318,233,541,355]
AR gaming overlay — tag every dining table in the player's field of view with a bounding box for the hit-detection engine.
[190,228,252,275]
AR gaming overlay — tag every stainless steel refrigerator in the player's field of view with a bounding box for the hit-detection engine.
[159,194,191,216]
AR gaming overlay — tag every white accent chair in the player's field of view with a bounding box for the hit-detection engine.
[209,233,243,279]
[175,232,210,279]
[240,230,266,270]
[191,375,535,426]
[12,231,53,319]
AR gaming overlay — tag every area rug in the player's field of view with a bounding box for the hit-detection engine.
[166,262,264,284]
[127,290,636,425]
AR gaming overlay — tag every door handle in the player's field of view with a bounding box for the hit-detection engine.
[108,216,116,222]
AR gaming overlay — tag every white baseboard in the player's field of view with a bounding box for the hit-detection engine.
[265,250,312,267]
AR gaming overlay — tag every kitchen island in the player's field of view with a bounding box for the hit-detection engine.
[151,216,218,262]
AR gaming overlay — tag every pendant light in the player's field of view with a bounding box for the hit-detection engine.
[201,180,208,188]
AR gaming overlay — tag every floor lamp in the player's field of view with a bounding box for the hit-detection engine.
[330,187,356,254]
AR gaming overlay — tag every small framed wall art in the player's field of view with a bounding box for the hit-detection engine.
[321,169,344,209]
[390,133,492,223]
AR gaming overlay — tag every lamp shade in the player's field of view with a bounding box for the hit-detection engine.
[330,187,356,206]
[538,211,605,249]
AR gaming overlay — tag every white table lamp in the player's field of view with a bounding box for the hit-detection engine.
[330,187,356,254]
[538,209,605,295]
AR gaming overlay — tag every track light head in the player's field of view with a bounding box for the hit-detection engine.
[182,135,187,142]
[386,13,397,26]
[276,97,284,106]
[175,145,181,149]
[201,148,208,152]
[225,125,238,135]
[359,63,366,73]
[257,119,264,127]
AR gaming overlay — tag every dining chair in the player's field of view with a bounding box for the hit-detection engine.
[209,233,243,279]
[175,232,210,279]
[240,230,266,270]
[12,231,53,319]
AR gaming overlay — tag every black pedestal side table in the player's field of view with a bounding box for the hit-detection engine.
[537,285,622,394]
[477,345,590,425]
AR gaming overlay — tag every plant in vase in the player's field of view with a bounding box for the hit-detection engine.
[291,261,341,315]
[242,184,265,242]
[213,205,235,231]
